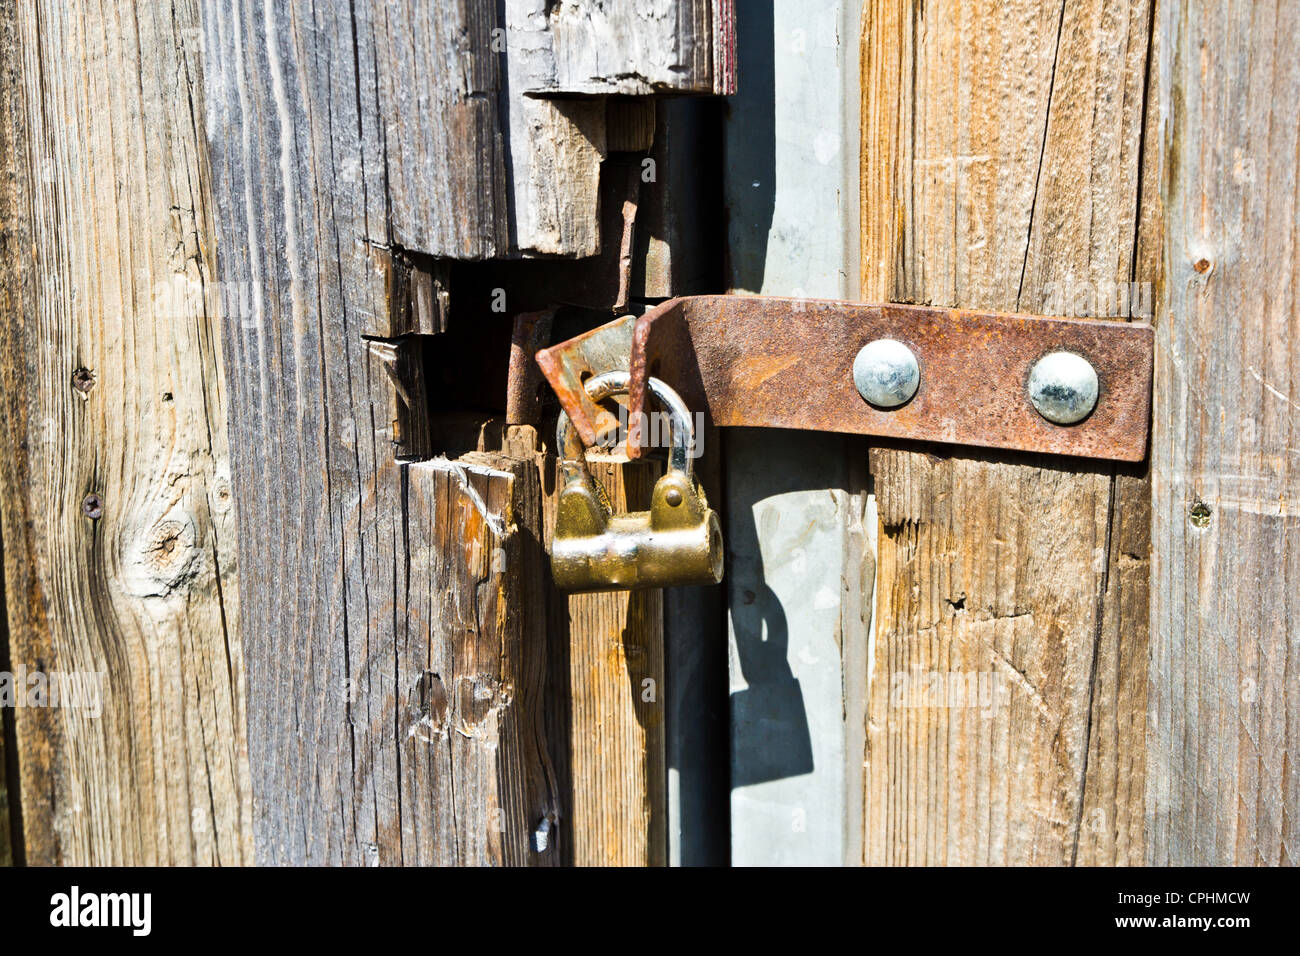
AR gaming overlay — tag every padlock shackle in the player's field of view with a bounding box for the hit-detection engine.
[556,371,695,478]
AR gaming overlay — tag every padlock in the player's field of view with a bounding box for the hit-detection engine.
[552,371,724,592]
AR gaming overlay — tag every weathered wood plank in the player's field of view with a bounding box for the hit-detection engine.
[501,1,606,257]
[508,0,735,96]
[859,0,1156,865]
[1149,0,1300,866]
[1077,470,1150,865]
[399,454,556,865]
[368,0,508,258]
[502,96,606,257]
[202,0,576,863]
[203,0,394,864]
[866,448,1114,864]
[559,456,665,866]
[0,0,250,863]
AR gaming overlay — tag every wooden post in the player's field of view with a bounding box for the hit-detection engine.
[1148,0,1300,865]
[859,0,1158,865]
[563,457,666,866]
[196,0,720,865]
[0,0,251,863]
[198,0,566,864]
[397,454,557,864]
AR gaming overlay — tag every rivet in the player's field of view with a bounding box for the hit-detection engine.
[853,338,920,409]
[1028,351,1098,425]
[665,488,683,506]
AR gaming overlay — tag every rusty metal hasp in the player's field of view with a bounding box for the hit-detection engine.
[537,295,1154,465]
[536,295,1153,592]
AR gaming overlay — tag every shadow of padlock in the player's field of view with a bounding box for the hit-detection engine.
[552,371,724,592]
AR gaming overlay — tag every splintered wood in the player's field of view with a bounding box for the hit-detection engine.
[399,455,556,865]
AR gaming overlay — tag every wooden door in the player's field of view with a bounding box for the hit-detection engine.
[1,0,1297,869]
[0,0,732,867]
[851,0,1298,867]
[857,0,1157,865]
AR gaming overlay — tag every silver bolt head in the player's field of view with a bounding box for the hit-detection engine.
[1028,351,1099,424]
[853,339,920,409]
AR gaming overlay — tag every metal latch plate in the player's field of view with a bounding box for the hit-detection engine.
[538,295,1154,463]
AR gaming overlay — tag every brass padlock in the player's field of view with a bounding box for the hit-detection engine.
[552,371,724,592]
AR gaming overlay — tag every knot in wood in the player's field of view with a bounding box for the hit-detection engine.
[125,513,201,597]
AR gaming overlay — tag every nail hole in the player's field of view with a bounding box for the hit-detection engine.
[71,368,95,393]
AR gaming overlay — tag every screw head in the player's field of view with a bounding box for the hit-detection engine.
[1189,500,1212,528]
[853,339,920,409]
[1028,351,1099,425]
[71,367,95,393]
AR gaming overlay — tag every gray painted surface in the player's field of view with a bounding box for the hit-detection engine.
[726,430,869,865]
[725,1,860,298]
[723,0,866,866]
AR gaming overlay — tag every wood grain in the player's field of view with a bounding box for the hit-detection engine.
[1149,0,1300,866]
[508,0,735,96]
[368,0,508,258]
[0,0,251,863]
[859,0,1156,865]
[398,454,557,865]
[502,95,606,257]
[201,0,618,865]
[502,1,606,256]
[202,0,563,865]
[562,457,666,866]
